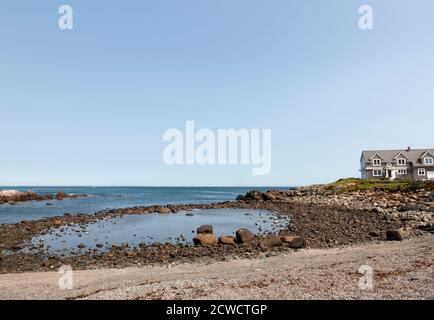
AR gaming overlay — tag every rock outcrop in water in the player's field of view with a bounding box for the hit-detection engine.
[0,190,87,204]
[197,225,213,234]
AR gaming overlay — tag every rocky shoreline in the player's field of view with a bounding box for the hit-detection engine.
[0,190,87,205]
[1,181,433,274]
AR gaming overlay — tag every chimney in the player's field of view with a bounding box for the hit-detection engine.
[407,146,411,152]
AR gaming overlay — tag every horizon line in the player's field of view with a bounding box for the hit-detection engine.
[0,185,297,188]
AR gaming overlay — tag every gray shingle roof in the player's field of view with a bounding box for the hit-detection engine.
[361,148,434,164]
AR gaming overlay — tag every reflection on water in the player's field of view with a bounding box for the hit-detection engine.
[27,209,289,255]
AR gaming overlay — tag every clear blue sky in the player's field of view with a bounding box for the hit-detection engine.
[1,0,433,186]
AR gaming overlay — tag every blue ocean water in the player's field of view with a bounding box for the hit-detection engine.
[0,187,289,224]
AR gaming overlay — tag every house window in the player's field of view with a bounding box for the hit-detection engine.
[424,157,433,165]
[373,169,382,177]
[397,169,407,175]
[397,158,406,166]
[418,168,426,176]
[372,159,381,166]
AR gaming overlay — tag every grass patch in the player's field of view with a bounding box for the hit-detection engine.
[323,178,433,193]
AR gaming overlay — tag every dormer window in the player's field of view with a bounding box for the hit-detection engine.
[424,157,433,165]
[397,158,406,166]
[372,159,381,166]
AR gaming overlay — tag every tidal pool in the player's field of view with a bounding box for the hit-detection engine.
[27,209,288,255]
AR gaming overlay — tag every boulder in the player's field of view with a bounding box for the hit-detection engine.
[266,234,282,246]
[197,224,213,234]
[262,192,277,201]
[218,236,235,245]
[193,234,217,246]
[259,234,282,249]
[236,195,246,201]
[245,190,263,201]
[0,190,22,198]
[235,228,255,243]
[386,228,409,241]
[280,235,305,248]
[158,207,171,214]
[55,192,67,200]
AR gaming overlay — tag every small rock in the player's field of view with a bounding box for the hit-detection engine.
[259,234,282,249]
[218,236,235,245]
[280,235,305,248]
[158,207,171,214]
[125,250,137,257]
[369,231,380,237]
[386,228,409,241]
[197,225,213,234]
[193,234,217,246]
[236,228,255,243]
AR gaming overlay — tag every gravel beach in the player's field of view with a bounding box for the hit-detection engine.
[1,234,432,300]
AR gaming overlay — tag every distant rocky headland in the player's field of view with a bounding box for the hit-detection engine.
[0,190,88,204]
